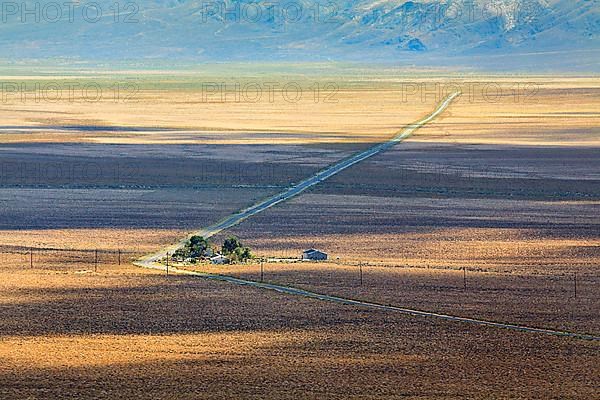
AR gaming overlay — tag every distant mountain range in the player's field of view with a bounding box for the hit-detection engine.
[1,0,599,70]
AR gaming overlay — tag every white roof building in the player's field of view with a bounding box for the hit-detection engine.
[210,254,230,264]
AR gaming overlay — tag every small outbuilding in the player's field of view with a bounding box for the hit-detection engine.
[302,249,328,261]
[210,254,230,265]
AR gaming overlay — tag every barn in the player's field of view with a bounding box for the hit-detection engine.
[302,249,328,261]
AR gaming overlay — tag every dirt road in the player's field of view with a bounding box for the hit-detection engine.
[135,92,461,267]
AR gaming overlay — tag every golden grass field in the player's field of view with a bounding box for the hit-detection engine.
[192,258,599,334]
[1,263,598,399]
[1,74,597,146]
[0,73,598,398]
[417,78,600,147]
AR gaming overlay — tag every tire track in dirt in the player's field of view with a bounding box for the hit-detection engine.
[143,264,600,341]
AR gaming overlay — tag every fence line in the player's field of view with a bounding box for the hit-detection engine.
[0,245,143,269]
[257,256,599,281]
[0,247,597,297]
[0,245,140,254]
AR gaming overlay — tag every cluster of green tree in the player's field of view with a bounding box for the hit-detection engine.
[221,236,253,263]
[170,235,252,264]
[172,235,211,262]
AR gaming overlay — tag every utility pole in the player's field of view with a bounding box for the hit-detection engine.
[118,249,121,266]
[260,259,264,283]
[574,271,578,299]
[463,266,467,291]
[94,249,98,273]
[30,247,33,268]
[359,262,363,286]
[166,252,169,276]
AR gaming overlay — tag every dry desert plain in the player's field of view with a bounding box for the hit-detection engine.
[0,72,599,399]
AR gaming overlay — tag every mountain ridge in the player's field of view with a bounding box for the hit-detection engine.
[0,0,598,70]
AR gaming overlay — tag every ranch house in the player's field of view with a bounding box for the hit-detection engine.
[302,249,328,261]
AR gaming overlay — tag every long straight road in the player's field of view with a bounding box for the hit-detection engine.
[136,92,461,267]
